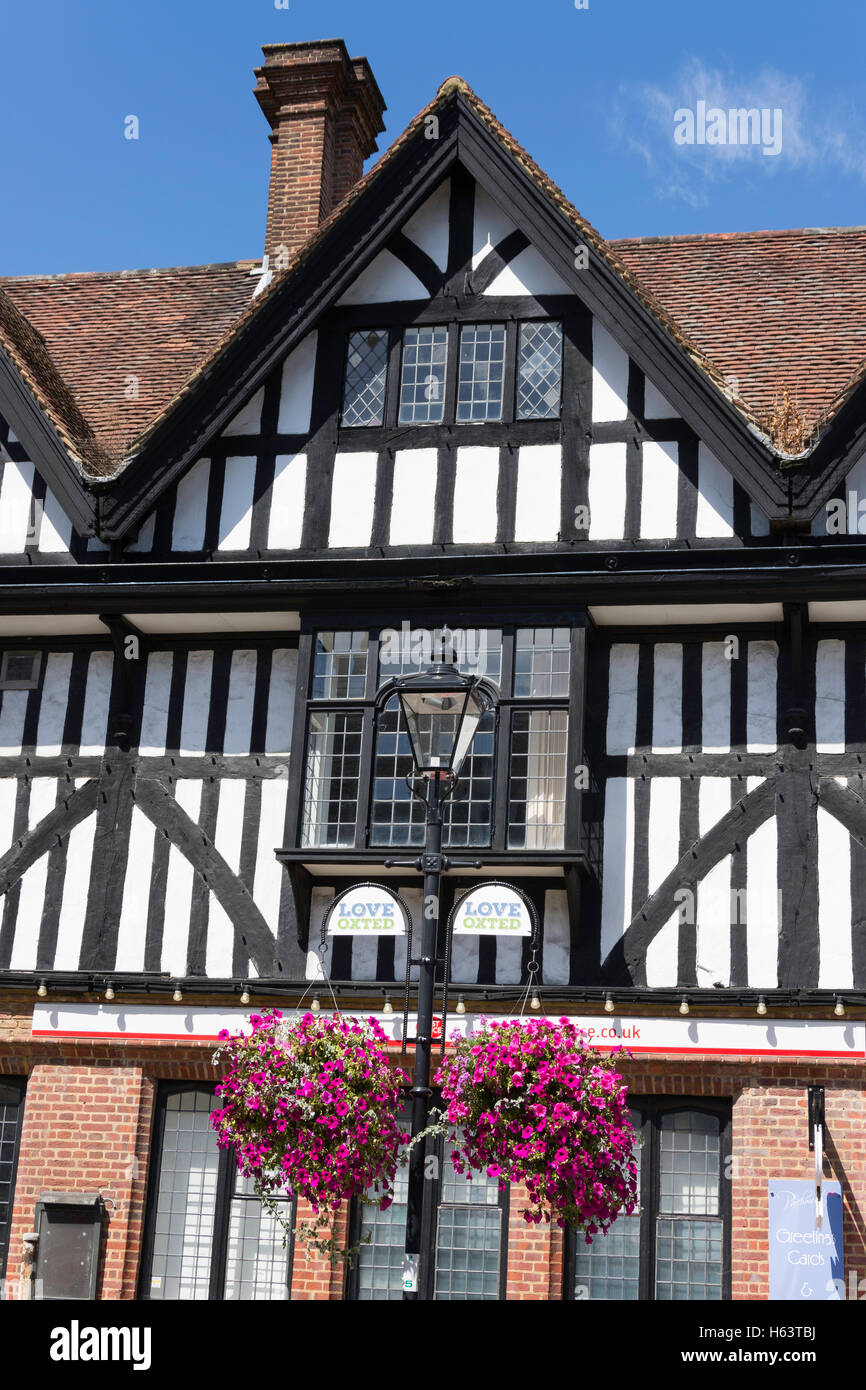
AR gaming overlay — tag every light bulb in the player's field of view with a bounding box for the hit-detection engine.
[604,994,614,1014]
[172,986,183,1003]
[834,996,845,1017]
[756,996,767,1017]
[530,991,541,1011]
[37,980,47,999]
[311,995,321,1013]
[382,993,393,1015]
[455,995,466,1015]
[104,983,115,1002]
[240,988,250,1005]
[679,996,689,1016]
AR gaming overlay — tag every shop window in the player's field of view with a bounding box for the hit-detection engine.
[140,1085,294,1301]
[565,1101,730,1302]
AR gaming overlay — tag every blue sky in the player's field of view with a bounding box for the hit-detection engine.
[2,0,865,275]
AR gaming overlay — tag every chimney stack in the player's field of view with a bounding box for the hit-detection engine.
[254,40,386,264]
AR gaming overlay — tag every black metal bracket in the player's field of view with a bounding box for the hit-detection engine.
[808,1085,825,1150]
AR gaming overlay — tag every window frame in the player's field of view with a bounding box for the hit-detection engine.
[345,1103,510,1301]
[0,1077,26,1293]
[138,1082,296,1302]
[562,1098,732,1303]
[293,619,584,858]
[0,650,42,691]
[336,310,565,436]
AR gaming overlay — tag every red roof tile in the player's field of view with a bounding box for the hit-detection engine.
[1,262,255,462]
[613,226,866,431]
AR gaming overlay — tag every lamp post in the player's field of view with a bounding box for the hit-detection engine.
[379,659,494,1300]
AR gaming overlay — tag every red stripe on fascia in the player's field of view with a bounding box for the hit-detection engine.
[29,1030,864,1059]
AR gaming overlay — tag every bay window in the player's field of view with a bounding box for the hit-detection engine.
[298,624,576,853]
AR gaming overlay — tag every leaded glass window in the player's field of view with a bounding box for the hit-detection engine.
[343,329,388,427]
[399,327,448,424]
[353,1125,506,1301]
[142,1086,294,1301]
[508,709,569,849]
[516,321,562,419]
[301,711,363,847]
[312,631,368,700]
[0,1080,24,1293]
[568,1104,728,1302]
[513,627,571,698]
[456,324,506,422]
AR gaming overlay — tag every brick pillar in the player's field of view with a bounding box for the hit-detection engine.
[7,1063,153,1300]
[254,40,386,263]
[505,1183,553,1299]
[289,1199,349,1300]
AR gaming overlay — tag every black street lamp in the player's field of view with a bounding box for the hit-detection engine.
[378,659,494,1300]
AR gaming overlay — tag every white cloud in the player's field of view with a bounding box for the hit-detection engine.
[611,58,866,203]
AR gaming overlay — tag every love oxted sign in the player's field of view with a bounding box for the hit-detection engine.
[323,883,409,936]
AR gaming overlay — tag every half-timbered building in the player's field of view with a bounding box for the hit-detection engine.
[1,38,865,1302]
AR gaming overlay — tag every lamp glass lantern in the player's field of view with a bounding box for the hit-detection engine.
[394,663,491,777]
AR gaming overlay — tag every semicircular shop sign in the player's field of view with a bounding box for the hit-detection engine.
[323,882,409,936]
[451,882,536,937]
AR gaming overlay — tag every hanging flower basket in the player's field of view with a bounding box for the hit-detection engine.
[212,1010,409,1252]
[434,1017,638,1240]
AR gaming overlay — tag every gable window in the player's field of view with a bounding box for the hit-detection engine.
[564,1102,730,1301]
[140,1085,294,1301]
[348,1115,508,1301]
[299,623,574,853]
[456,324,507,422]
[0,1079,26,1296]
[399,326,448,424]
[517,321,563,419]
[343,329,389,427]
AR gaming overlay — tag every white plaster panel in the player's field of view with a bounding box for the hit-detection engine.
[161,779,203,977]
[207,778,247,977]
[402,179,451,271]
[696,444,734,538]
[0,689,28,756]
[0,458,34,552]
[472,185,518,269]
[179,651,214,756]
[452,447,499,544]
[645,913,679,988]
[652,644,683,753]
[222,650,256,754]
[746,812,778,987]
[701,642,731,753]
[746,641,778,752]
[267,454,306,550]
[606,644,640,755]
[390,449,437,545]
[542,889,570,986]
[171,458,210,550]
[278,333,318,434]
[514,445,561,541]
[329,452,377,547]
[35,653,73,755]
[53,810,98,971]
[640,440,679,539]
[115,806,156,972]
[337,250,427,304]
[38,488,73,553]
[138,652,173,756]
[218,456,256,551]
[648,777,680,895]
[750,505,771,537]
[600,778,634,962]
[483,245,569,296]
[253,775,289,935]
[223,387,264,437]
[8,778,58,968]
[79,651,113,755]
[591,322,629,422]
[644,378,680,419]
[815,639,845,752]
[588,441,627,540]
[696,778,733,988]
[265,648,296,755]
[817,806,854,989]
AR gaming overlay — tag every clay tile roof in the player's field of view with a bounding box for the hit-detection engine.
[612,227,866,434]
[0,262,255,471]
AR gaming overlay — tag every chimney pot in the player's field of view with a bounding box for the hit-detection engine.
[254,39,386,264]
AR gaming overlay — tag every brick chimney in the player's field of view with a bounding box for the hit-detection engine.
[254,39,387,263]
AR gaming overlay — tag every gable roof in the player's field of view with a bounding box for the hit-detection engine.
[5,72,866,534]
